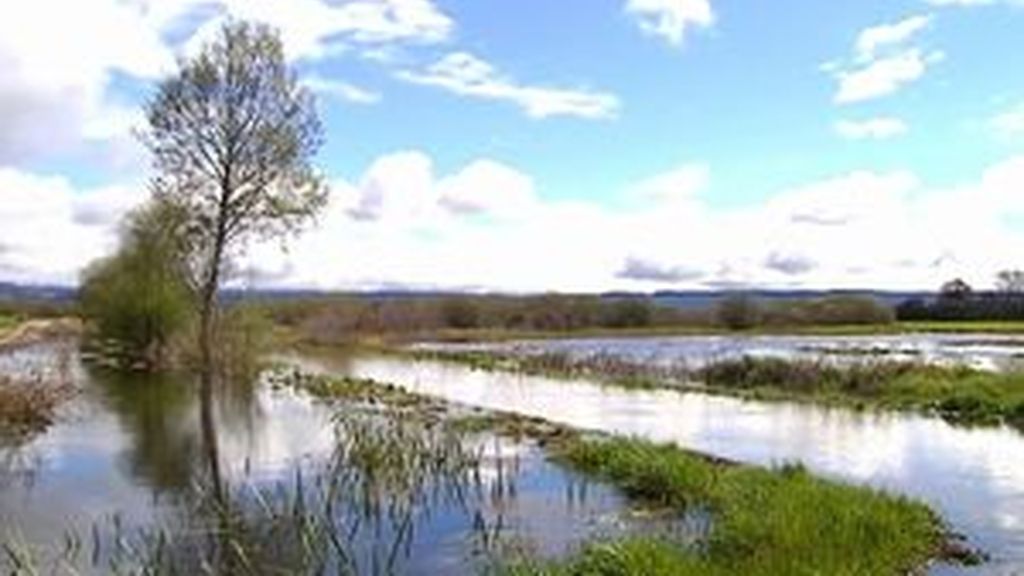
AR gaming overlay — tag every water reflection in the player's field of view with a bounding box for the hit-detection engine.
[292,350,1024,575]
[91,368,200,491]
[0,344,678,574]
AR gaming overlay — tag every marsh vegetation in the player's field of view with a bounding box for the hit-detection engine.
[2,12,1021,575]
[406,335,1024,429]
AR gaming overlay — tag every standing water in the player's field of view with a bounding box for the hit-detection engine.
[291,340,1024,576]
[0,342,682,574]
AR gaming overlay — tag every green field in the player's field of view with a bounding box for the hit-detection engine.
[0,314,18,337]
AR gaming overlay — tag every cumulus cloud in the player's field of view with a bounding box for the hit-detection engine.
[0,0,450,165]
[624,0,714,46]
[6,152,1024,293]
[835,117,909,140]
[0,169,145,284]
[437,160,538,218]
[395,52,620,120]
[828,14,940,105]
[344,151,538,223]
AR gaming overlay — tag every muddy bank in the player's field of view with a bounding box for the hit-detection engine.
[0,318,82,351]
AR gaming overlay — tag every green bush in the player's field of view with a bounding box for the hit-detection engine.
[79,201,193,368]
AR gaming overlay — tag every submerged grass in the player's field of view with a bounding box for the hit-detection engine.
[292,372,972,574]
[698,356,1024,428]
[0,348,75,442]
[4,374,500,575]
[2,368,978,574]
[407,347,1024,429]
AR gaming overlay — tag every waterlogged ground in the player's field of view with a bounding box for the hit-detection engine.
[292,348,1024,575]
[7,335,1024,574]
[417,333,1024,372]
[0,343,679,574]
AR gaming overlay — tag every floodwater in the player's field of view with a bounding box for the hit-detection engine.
[417,333,1024,372]
[0,342,675,574]
[291,341,1024,576]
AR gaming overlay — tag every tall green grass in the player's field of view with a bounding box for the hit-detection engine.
[700,356,1024,427]
[0,314,17,334]
[413,348,1024,429]
[513,436,966,575]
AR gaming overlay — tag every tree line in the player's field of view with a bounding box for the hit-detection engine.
[896,273,1024,322]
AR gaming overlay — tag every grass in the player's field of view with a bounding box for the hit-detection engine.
[0,368,980,574]
[898,320,1024,334]
[697,357,1024,427]
[4,374,494,575]
[291,373,974,574]
[406,347,1024,429]
[0,314,17,336]
[0,349,75,442]
[508,436,976,575]
[394,321,1024,343]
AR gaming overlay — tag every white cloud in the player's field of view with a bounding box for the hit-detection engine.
[624,0,714,46]
[245,154,1024,292]
[855,15,931,61]
[990,102,1024,136]
[437,160,538,219]
[0,169,146,284]
[6,154,1024,292]
[396,52,620,120]
[834,49,943,104]
[829,14,940,105]
[0,0,451,165]
[835,117,909,140]
[304,75,381,105]
[183,0,454,62]
[343,151,538,224]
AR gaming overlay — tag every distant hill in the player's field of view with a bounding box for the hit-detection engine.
[0,282,76,302]
[0,282,932,310]
[641,290,933,310]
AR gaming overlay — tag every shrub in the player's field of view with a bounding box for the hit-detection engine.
[716,293,762,330]
[79,201,193,368]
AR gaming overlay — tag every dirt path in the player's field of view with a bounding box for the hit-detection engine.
[0,318,82,351]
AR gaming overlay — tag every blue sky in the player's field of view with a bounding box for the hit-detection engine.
[1,0,1023,291]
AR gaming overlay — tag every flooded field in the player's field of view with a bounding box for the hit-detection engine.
[5,334,1024,574]
[418,333,1024,372]
[0,343,676,574]
[293,344,1024,575]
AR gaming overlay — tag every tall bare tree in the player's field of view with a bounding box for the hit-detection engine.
[141,20,327,495]
[142,21,326,378]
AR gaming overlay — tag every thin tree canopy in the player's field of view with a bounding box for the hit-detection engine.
[142,20,327,297]
[140,19,328,378]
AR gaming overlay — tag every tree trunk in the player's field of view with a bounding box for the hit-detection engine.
[198,236,224,501]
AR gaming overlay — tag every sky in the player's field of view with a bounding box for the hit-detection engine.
[1,0,1023,292]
